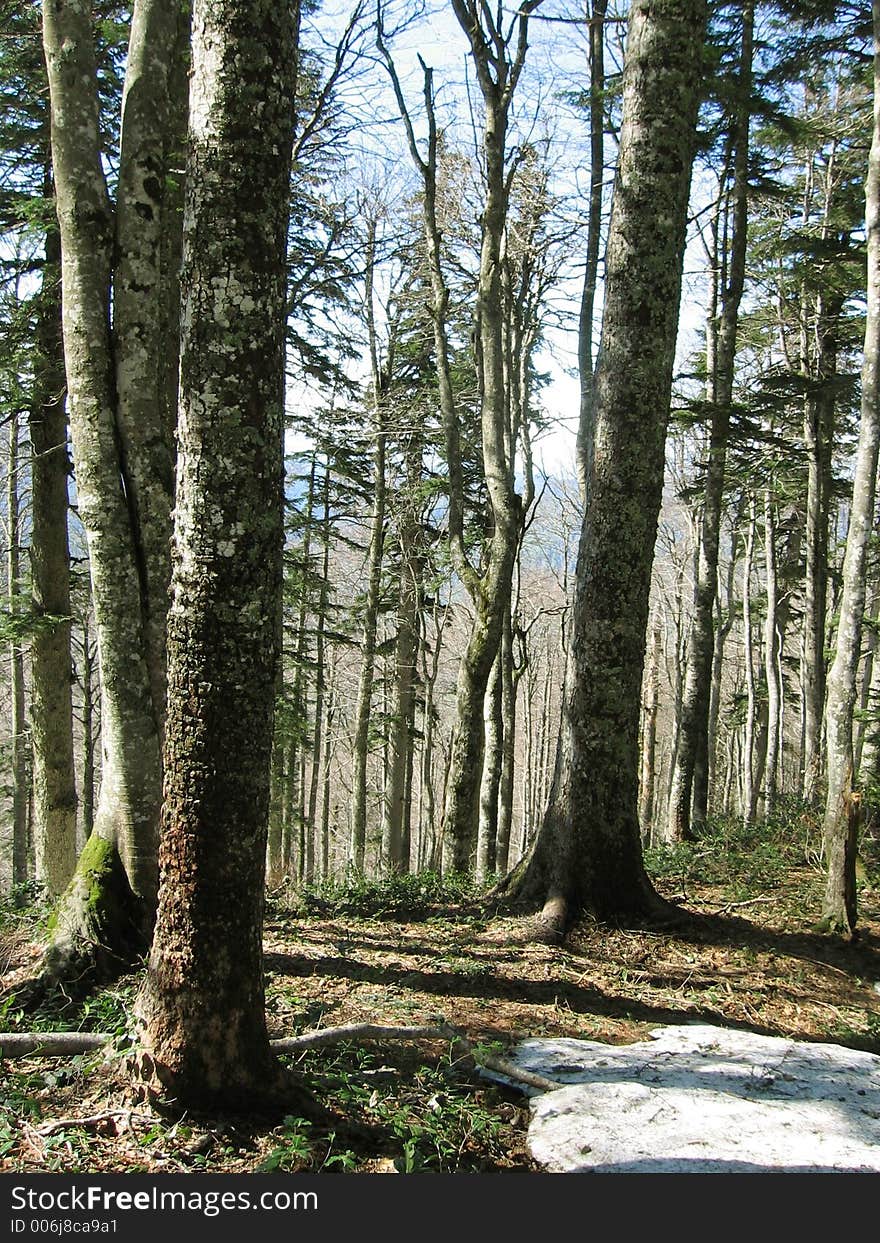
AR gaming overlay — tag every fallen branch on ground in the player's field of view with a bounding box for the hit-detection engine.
[711,897,778,914]
[37,1110,155,1137]
[0,1020,563,1094]
[270,1021,447,1053]
[0,1032,107,1057]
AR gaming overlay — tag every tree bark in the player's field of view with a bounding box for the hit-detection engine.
[75,613,97,845]
[306,460,332,880]
[283,453,316,881]
[763,488,781,815]
[498,0,707,935]
[135,0,301,1109]
[495,609,517,874]
[476,648,503,880]
[8,413,29,893]
[638,612,661,842]
[705,519,740,811]
[381,436,422,873]
[742,494,758,824]
[41,0,188,982]
[801,346,837,803]
[820,1,880,935]
[29,197,77,896]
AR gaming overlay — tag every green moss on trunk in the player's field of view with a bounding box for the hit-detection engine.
[43,832,149,989]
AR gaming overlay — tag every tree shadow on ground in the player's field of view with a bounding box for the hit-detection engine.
[599,907,880,982]
[263,949,782,1040]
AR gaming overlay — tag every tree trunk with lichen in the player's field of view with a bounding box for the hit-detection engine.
[495,610,517,874]
[40,0,189,985]
[498,0,707,937]
[8,413,29,894]
[820,1,880,936]
[134,0,303,1111]
[476,648,503,880]
[29,192,77,898]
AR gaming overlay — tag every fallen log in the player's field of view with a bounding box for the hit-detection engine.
[0,1020,563,1094]
[0,1032,107,1057]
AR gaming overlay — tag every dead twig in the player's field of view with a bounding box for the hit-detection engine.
[36,1110,154,1137]
[711,897,777,914]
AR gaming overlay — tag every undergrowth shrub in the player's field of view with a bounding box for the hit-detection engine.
[645,800,819,895]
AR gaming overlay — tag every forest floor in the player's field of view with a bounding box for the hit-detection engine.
[2,820,880,1174]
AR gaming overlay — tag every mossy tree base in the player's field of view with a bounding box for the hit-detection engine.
[40,832,151,995]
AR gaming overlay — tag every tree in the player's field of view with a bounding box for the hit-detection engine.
[30,210,78,897]
[0,1,78,897]
[378,1,542,874]
[134,0,303,1109]
[820,0,880,936]
[41,0,188,982]
[666,0,754,842]
[500,0,708,937]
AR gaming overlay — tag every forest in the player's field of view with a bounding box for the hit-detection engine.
[1,0,879,1180]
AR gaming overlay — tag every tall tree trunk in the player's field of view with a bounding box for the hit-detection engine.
[113,0,188,731]
[854,580,880,777]
[742,495,758,824]
[706,519,740,811]
[801,362,837,803]
[380,6,533,873]
[857,577,880,788]
[522,661,536,848]
[476,649,503,880]
[439,1,530,873]
[639,612,661,842]
[78,618,97,846]
[381,439,422,873]
[665,0,753,842]
[575,0,607,498]
[8,414,29,893]
[41,0,188,983]
[763,488,782,815]
[350,220,386,870]
[418,602,445,870]
[29,192,77,896]
[499,0,707,936]
[306,462,332,879]
[285,454,318,880]
[495,609,517,874]
[320,655,336,880]
[135,0,302,1109]
[820,3,880,935]
[266,734,285,887]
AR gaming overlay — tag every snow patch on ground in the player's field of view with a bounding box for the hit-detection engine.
[508,1025,880,1172]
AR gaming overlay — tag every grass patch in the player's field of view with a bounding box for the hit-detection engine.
[274,1041,510,1172]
